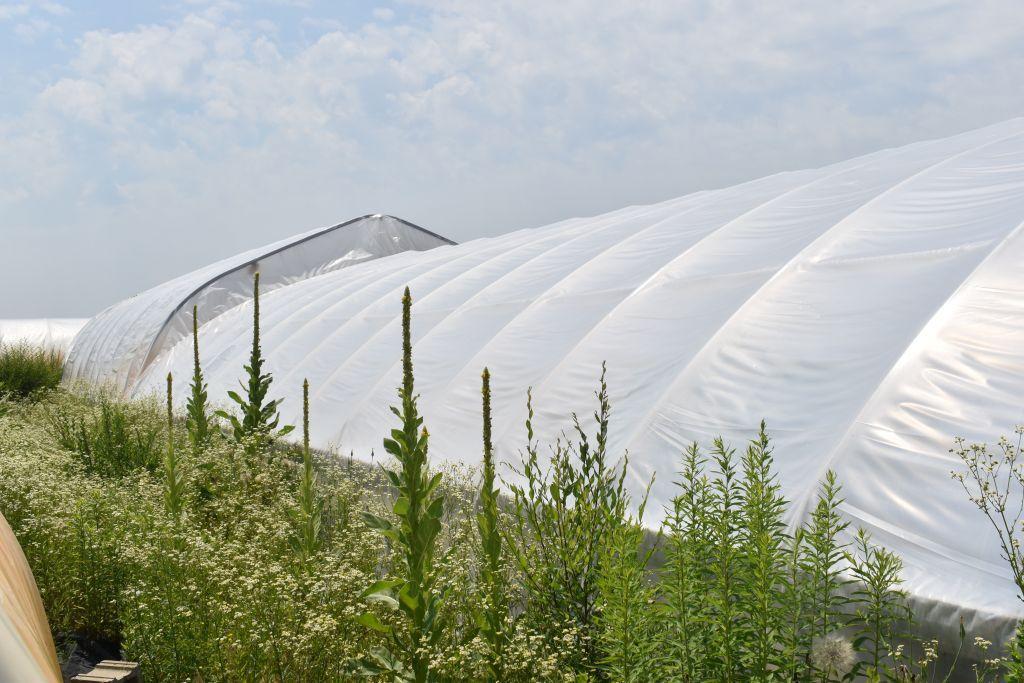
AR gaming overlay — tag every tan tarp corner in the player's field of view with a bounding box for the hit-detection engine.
[0,511,61,683]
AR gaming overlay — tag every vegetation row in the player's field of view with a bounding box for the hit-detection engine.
[1,275,1022,682]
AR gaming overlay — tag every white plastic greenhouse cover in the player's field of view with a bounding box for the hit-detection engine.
[87,117,1024,644]
[64,214,453,393]
[0,319,86,353]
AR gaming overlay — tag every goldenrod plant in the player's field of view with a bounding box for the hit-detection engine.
[0,342,63,399]
[845,528,913,680]
[505,363,633,673]
[779,527,811,680]
[659,442,715,682]
[738,421,788,679]
[1008,628,1024,683]
[802,470,850,680]
[595,487,658,682]
[46,393,162,476]
[708,437,743,682]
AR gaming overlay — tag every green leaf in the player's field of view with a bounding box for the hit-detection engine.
[362,579,403,597]
[355,612,391,633]
[365,592,400,610]
[361,512,392,531]
[354,659,388,676]
[393,496,410,516]
[398,583,419,611]
[427,496,445,520]
[425,471,443,496]
[383,438,402,458]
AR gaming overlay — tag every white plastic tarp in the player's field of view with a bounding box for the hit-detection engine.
[78,117,1024,645]
[0,319,86,353]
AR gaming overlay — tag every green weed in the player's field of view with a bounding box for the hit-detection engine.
[0,342,63,399]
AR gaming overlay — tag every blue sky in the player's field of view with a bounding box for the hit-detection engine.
[2,0,1024,317]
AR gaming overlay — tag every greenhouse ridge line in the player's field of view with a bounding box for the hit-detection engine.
[137,214,456,386]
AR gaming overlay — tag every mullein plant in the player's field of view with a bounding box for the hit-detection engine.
[358,287,447,683]
[185,305,211,451]
[217,272,293,452]
[291,379,323,567]
[164,373,185,521]
[160,373,194,681]
[475,367,506,681]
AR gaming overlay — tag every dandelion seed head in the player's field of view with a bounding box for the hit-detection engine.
[811,633,855,676]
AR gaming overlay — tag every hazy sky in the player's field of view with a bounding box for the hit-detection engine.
[2,0,1024,317]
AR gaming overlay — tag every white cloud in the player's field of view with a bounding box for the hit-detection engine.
[38,1,67,16]
[0,3,30,21]
[0,0,66,22]
[2,0,1024,316]
[14,16,54,41]
[38,78,107,123]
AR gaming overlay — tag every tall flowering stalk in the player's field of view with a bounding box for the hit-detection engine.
[291,379,323,566]
[217,272,292,451]
[185,305,211,451]
[476,367,505,680]
[358,287,446,683]
[164,373,185,520]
